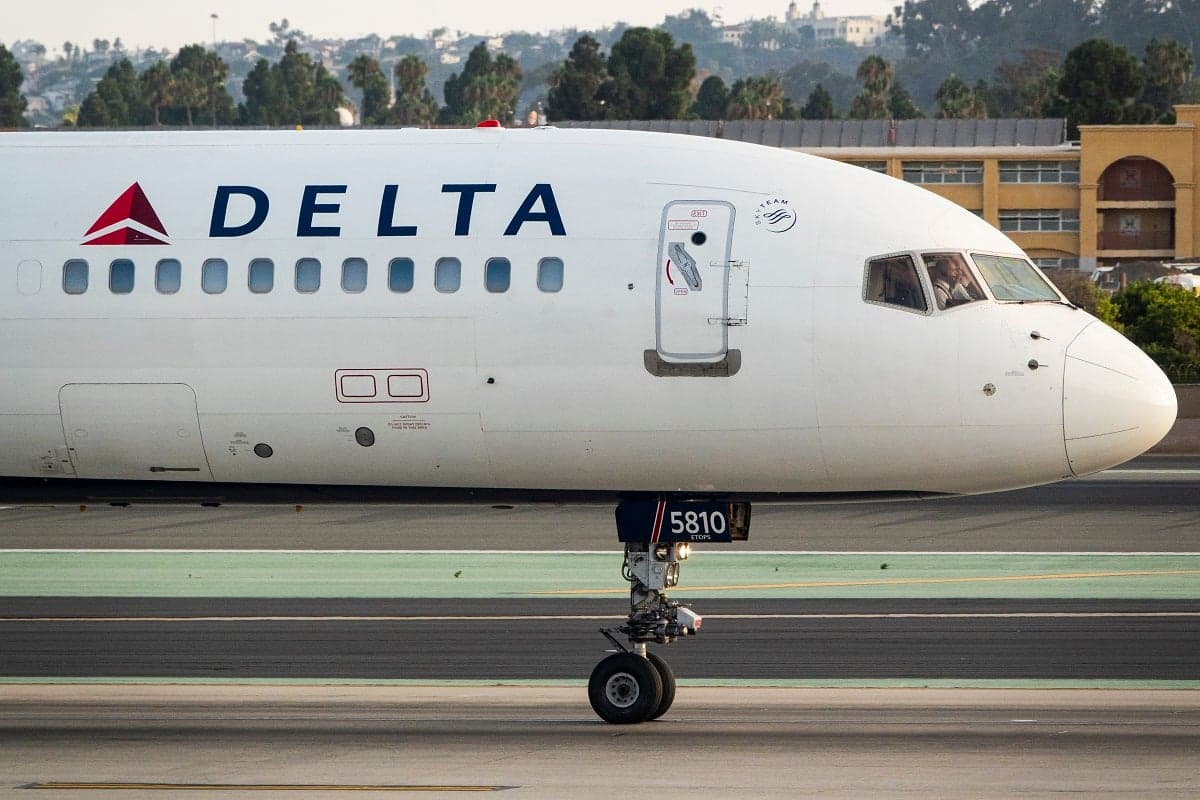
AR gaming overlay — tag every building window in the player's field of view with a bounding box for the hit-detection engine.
[850,161,887,174]
[999,160,1080,184]
[109,259,135,294]
[902,161,983,184]
[435,257,461,293]
[485,257,511,293]
[248,258,275,294]
[537,257,564,292]
[202,258,228,294]
[998,209,1080,233]
[1033,257,1081,271]
[388,258,414,293]
[295,258,321,293]
[342,258,368,293]
[156,259,182,294]
[63,259,88,294]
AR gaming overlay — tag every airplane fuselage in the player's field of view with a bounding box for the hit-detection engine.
[0,128,1178,495]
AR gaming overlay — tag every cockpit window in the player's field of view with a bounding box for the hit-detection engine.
[865,255,927,313]
[969,253,1060,301]
[923,252,985,310]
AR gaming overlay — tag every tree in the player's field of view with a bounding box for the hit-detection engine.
[935,74,986,118]
[166,45,236,126]
[898,0,976,59]
[239,41,345,126]
[547,35,611,121]
[601,28,695,120]
[1112,281,1200,380]
[138,61,174,126]
[77,59,146,127]
[888,82,924,119]
[346,55,390,125]
[1141,38,1195,121]
[691,75,729,120]
[0,44,27,127]
[801,83,835,119]
[1045,270,1121,327]
[661,9,720,45]
[727,75,786,120]
[442,42,523,124]
[392,55,439,126]
[848,55,892,119]
[782,62,857,117]
[1052,38,1147,137]
[992,48,1062,117]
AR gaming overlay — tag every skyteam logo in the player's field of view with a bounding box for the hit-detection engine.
[82,182,169,245]
[754,198,796,234]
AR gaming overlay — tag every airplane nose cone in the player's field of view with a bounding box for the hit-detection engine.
[1063,321,1177,476]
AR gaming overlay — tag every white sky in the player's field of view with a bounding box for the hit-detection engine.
[1,0,901,53]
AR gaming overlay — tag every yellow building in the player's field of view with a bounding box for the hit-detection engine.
[563,111,1200,270]
[805,105,1200,271]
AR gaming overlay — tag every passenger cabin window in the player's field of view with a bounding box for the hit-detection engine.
[202,258,228,294]
[485,258,511,293]
[156,259,181,294]
[248,258,275,294]
[109,259,135,294]
[537,257,564,292]
[388,258,414,293]
[864,255,927,312]
[342,258,368,293]
[295,258,321,293]
[63,259,88,295]
[435,257,461,293]
[922,253,985,310]
[970,253,1061,302]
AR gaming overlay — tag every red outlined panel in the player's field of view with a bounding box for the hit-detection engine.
[335,369,430,403]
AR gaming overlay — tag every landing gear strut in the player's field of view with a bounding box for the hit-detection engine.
[588,499,750,724]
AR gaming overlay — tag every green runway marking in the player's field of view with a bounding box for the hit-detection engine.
[1,551,1199,599]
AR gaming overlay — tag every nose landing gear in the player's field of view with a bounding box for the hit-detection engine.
[587,499,750,724]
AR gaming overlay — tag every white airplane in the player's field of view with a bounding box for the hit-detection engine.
[0,125,1178,723]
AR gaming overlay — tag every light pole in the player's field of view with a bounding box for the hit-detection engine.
[211,13,219,49]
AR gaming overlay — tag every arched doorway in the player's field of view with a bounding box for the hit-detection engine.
[1096,157,1175,260]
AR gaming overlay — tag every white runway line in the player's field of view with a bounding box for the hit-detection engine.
[3,612,1199,623]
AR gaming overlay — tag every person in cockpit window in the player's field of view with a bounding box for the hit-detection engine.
[928,255,980,310]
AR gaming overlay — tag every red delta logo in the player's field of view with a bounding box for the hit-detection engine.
[82,182,169,245]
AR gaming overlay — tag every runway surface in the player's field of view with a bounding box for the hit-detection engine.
[2,458,1198,797]
[3,686,1199,799]
[3,598,1199,682]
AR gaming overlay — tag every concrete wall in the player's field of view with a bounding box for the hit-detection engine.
[1152,385,1200,454]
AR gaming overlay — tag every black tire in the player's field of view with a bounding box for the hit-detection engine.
[646,652,676,721]
[588,652,663,724]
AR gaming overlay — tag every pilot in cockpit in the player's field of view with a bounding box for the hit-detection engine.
[927,254,983,310]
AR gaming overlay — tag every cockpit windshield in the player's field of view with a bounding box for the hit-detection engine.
[969,253,1061,302]
[922,253,985,310]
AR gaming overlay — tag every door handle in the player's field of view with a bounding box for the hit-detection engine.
[668,242,702,290]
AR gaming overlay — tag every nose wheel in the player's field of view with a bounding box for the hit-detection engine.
[588,499,749,724]
[588,652,664,724]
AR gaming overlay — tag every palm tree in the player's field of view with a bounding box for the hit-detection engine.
[849,55,893,119]
[139,61,174,126]
[728,76,786,120]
